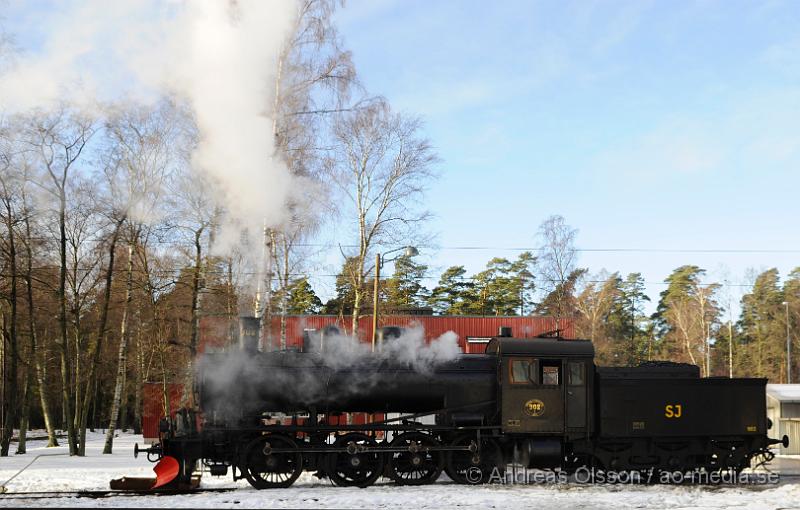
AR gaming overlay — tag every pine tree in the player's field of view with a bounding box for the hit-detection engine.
[510,251,536,315]
[740,268,786,379]
[784,268,800,380]
[470,258,516,316]
[287,277,323,314]
[427,266,474,315]
[323,257,361,316]
[654,265,720,374]
[605,273,651,365]
[652,265,703,338]
[384,254,429,310]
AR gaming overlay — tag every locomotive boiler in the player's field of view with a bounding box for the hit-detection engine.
[197,349,496,423]
[137,325,789,489]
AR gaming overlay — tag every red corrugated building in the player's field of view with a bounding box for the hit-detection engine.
[200,314,574,354]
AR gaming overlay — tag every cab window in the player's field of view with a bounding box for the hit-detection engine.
[541,362,561,385]
[568,361,585,386]
[509,358,538,384]
[542,366,559,385]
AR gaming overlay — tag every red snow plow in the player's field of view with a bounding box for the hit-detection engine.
[111,384,203,492]
[109,446,198,491]
[151,455,180,488]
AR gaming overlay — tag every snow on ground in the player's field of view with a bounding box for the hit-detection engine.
[1,432,799,509]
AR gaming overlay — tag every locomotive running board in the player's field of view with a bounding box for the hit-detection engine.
[262,444,476,454]
[109,475,201,492]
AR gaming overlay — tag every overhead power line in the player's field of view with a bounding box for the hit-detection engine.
[8,266,763,288]
[15,237,800,253]
[295,244,800,254]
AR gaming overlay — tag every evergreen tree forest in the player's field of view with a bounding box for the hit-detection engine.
[322,248,799,384]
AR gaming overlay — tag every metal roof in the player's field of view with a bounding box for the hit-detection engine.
[485,337,594,357]
[766,384,800,402]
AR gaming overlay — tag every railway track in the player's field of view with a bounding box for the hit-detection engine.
[0,487,236,500]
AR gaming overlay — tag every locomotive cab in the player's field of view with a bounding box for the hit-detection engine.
[487,337,594,467]
[487,337,594,436]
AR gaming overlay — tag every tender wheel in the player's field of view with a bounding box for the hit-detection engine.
[242,434,303,489]
[562,452,590,475]
[445,434,503,484]
[387,432,443,486]
[327,433,384,487]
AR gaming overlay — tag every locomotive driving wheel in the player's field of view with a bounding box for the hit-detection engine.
[387,432,444,485]
[444,434,503,485]
[242,434,303,489]
[327,433,385,487]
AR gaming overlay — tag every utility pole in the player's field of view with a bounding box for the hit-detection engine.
[630,294,636,360]
[371,247,419,352]
[728,320,733,378]
[784,301,792,384]
[371,253,380,353]
[706,322,711,377]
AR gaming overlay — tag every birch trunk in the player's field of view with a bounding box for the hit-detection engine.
[189,229,203,361]
[133,326,143,435]
[103,242,134,454]
[23,195,58,447]
[263,231,275,349]
[279,236,290,349]
[183,227,204,406]
[35,356,58,447]
[0,204,18,456]
[56,190,77,455]
[78,219,122,455]
[15,365,31,454]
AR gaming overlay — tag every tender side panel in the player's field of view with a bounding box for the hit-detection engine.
[598,377,767,438]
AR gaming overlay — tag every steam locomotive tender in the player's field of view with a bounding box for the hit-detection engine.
[139,329,789,488]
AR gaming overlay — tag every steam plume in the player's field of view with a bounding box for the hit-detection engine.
[0,0,298,246]
[312,325,463,373]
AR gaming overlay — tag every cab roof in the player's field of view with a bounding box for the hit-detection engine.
[485,337,594,358]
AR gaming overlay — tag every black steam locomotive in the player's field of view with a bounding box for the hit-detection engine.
[138,325,788,489]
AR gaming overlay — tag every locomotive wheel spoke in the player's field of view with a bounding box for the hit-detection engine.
[387,432,443,486]
[242,434,303,489]
[327,433,384,488]
[445,434,503,485]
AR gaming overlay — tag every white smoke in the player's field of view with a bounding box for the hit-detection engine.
[0,0,298,246]
[310,325,463,373]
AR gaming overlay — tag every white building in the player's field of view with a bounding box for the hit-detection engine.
[766,384,800,455]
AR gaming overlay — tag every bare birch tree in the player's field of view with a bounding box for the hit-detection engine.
[663,281,720,375]
[101,103,175,454]
[0,125,22,456]
[537,215,578,332]
[170,168,215,398]
[18,166,60,447]
[325,99,438,335]
[575,270,618,342]
[23,108,95,455]
[257,0,357,341]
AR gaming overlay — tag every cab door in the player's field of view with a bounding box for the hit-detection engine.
[501,357,564,433]
[566,360,587,430]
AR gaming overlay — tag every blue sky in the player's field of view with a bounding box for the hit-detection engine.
[3,0,800,313]
[331,0,800,311]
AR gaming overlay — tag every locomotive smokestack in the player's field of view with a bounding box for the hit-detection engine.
[239,316,261,353]
[498,326,512,338]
